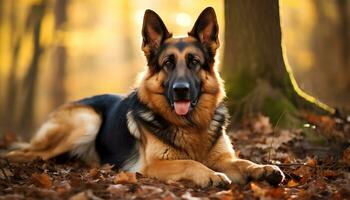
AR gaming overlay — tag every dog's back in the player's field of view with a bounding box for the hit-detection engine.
[5,93,141,170]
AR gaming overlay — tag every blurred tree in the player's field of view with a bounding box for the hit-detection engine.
[310,0,350,107]
[222,0,335,127]
[19,0,48,138]
[4,1,22,131]
[51,0,68,108]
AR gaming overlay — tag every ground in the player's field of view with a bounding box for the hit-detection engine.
[0,114,349,200]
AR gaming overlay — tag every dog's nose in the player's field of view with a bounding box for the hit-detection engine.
[173,82,190,93]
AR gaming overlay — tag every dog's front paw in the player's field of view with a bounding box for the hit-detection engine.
[260,165,285,186]
[193,171,231,188]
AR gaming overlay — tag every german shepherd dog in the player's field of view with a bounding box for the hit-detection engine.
[5,7,284,187]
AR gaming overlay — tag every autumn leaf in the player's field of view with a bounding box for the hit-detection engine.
[113,172,137,184]
[31,173,52,189]
[287,179,299,187]
[86,168,99,179]
[250,182,266,197]
[265,188,284,199]
[342,146,350,166]
[322,170,337,179]
[209,190,234,200]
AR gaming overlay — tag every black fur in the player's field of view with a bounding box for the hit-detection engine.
[76,91,229,169]
[77,92,139,168]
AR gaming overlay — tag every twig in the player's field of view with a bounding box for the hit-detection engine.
[268,110,286,161]
[275,163,315,168]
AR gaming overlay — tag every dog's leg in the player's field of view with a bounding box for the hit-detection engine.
[213,155,284,186]
[208,135,285,186]
[5,105,101,163]
[142,159,231,188]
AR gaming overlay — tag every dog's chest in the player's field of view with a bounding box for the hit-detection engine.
[143,128,216,162]
[126,102,229,162]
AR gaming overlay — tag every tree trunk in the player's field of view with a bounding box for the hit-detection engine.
[3,1,21,131]
[222,0,334,127]
[51,0,68,108]
[336,0,350,101]
[20,2,47,138]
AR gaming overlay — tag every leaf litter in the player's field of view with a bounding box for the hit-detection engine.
[0,113,349,199]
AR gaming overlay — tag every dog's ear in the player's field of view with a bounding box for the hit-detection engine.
[142,9,171,59]
[188,7,219,57]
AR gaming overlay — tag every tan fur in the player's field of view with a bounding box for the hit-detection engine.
[6,104,101,164]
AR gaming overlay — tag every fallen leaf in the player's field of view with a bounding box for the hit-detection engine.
[322,170,337,178]
[306,157,317,167]
[265,188,284,199]
[69,175,81,187]
[31,173,52,189]
[342,146,350,166]
[86,168,99,179]
[252,114,273,135]
[107,184,129,194]
[137,185,163,197]
[287,179,299,187]
[250,182,266,197]
[113,172,137,184]
[256,130,295,150]
[55,181,71,194]
[209,190,233,200]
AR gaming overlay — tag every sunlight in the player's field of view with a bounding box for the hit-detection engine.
[175,12,192,27]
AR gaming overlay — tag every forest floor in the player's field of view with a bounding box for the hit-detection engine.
[0,114,349,200]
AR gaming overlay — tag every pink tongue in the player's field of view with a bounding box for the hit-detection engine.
[174,101,191,115]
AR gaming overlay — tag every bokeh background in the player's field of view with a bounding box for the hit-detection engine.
[0,0,349,137]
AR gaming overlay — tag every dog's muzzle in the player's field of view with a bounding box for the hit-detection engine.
[172,81,193,116]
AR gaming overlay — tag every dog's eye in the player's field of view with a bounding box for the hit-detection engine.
[164,60,174,69]
[191,59,199,66]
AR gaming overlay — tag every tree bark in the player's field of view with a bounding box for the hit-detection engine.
[222,0,334,127]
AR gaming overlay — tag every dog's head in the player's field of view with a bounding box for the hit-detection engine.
[138,7,225,126]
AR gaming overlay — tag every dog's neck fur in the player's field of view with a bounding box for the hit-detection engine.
[127,92,229,156]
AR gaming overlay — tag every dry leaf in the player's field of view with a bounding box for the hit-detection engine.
[31,173,52,189]
[86,168,99,179]
[256,130,295,150]
[55,181,71,194]
[137,185,163,197]
[210,190,233,200]
[113,172,137,184]
[306,157,317,167]
[342,146,350,166]
[252,114,273,135]
[250,182,267,197]
[322,170,337,178]
[265,188,284,199]
[107,184,129,194]
[287,179,299,187]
